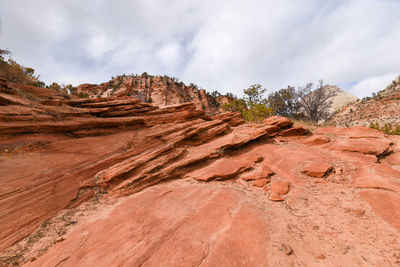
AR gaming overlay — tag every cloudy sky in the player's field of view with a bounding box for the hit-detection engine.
[1,0,399,98]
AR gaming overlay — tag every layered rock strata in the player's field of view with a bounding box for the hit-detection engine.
[76,74,227,114]
[0,80,400,266]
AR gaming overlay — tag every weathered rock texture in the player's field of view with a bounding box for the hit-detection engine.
[76,73,227,114]
[331,74,400,127]
[1,79,400,266]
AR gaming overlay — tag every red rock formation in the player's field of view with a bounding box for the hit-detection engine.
[252,178,271,187]
[279,126,310,137]
[25,184,271,267]
[302,162,333,178]
[269,180,290,201]
[330,74,400,127]
[263,115,293,128]
[240,165,274,181]
[1,79,400,266]
[303,135,331,145]
[75,74,225,114]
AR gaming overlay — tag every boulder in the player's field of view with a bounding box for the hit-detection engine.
[263,116,293,128]
[269,180,290,201]
[302,162,332,178]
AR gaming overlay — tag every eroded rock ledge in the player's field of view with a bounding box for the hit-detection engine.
[1,79,400,266]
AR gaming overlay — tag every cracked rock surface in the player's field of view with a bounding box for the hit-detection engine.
[1,79,400,266]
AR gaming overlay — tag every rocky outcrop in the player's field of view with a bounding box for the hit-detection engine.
[378,74,400,98]
[302,162,332,178]
[76,74,225,114]
[25,184,271,267]
[1,79,400,266]
[330,74,400,127]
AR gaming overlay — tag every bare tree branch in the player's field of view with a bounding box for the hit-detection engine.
[297,80,337,123]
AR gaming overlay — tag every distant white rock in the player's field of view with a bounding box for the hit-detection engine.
[324,85,359,115]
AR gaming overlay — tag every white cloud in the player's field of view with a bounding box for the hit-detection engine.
[349,72,398,98]
[0,0,399,97]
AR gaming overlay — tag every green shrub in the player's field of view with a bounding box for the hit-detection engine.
[222,84,274,123]
[77,92,89,98]
[369,121,380,130]
[369,121,400,135]
[0,49,45,86]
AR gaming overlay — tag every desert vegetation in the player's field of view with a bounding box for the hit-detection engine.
[223,80,337,124]
[222,84,274,123]
[369,121,400,135]
[0,49,45,87]
[0,48,84,98]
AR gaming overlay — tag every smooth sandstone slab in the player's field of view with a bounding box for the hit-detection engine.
[2,80,400,267]
[315,126,385,139]
[252,179,271,187]
[360,190,400,232]
[331,138,392,156]
[241,164,274,181]
[279,126,309,137]
[303,135,331,145]
[27,184,270,267]
[185,153,262,182]
[384,153,400,166]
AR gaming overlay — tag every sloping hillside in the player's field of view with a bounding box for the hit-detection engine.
[331,75,400,127]
[324,85,358,115]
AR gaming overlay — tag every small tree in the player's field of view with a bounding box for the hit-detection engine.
[48,82,61,91]
[221,98,247,113]
[297,80,337,123]
[0,49,45,86]
[267,86,299,118]
[222,84,273,123]
[243,84,267,104]
[0,49,11,62]
[210,90,221,98]
[189,83,199,90]
[243,102,274,123]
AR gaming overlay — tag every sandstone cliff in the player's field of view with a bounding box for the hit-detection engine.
[0,78,400,266]
[76,73,224,114]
